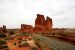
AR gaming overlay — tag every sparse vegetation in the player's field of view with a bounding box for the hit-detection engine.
[18,40,28,47]
[21,32,30,36]
[9,31,15,35]
[0,33,7,38]
[0,45,9,50]
[0,40,6,45]
[0,40,9,50]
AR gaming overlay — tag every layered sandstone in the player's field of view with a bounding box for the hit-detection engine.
[21,14,53,33]
[21,24,33,33]
[34,14,45,33]
[34,14,53,33]
[35,14,45,27]
[44,16,53,32]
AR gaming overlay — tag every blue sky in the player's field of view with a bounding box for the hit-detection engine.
[0,0,75,28]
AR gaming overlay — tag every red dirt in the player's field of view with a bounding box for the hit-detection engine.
[7,40,41,50]
[7,41,30,50]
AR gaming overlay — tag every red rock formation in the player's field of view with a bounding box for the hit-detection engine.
[34,14,45,33]
[21,14,53,33]
[21,24,33,33]
[0,25,7,33]
[34,26,45,33]
[2,25,7,33]
[34,14,53,33]
[35,14,45,27]
[44,16,53,32]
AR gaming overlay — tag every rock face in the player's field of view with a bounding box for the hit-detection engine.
[2,25,7,33]
[0,25,7,33]
[21,24,33,33]
[21,14,53,33]
[34,14,45,33]
[34,14,53,33]
[35,14,45,27]
[44,16,53,32]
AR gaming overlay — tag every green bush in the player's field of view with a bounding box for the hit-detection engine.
[0,40,6,45]
[9,31,14,35]
[0,33,7,38]
[21,32,29,36]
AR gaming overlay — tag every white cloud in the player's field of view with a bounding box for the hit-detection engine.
[0,0,75,28]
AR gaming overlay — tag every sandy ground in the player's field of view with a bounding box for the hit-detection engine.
[7,40,41,50]
[7,42,30,50]
[6,36,50,50]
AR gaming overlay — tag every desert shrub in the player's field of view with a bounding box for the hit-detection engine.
[18,44,22,47]
[13,43,16,45]
[35,42,41,48]
[0,40,6,45]
[21,41,28,47]
[21,32,29,36]
[2,45,8,48]
[5,37,10,40]
[0,33,7,38]
[0,45,9,50]
[9,31,14,35]
[18,41,28,47]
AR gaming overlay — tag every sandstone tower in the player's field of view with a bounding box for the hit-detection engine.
[34,14,53,33]
[21,14,53,33]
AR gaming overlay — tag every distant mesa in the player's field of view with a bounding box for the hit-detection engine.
[21,14,53,33]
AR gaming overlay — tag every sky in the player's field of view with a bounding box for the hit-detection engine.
[0,0,75,28]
